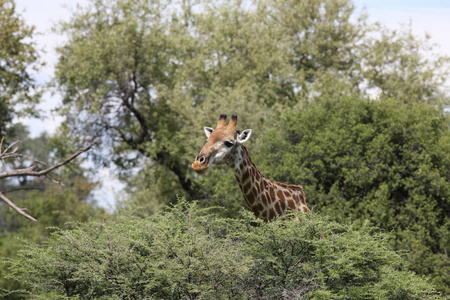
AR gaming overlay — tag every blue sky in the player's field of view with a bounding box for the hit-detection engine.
[13,0,450,208]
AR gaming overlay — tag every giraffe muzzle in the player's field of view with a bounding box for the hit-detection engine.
[192,155,209,174]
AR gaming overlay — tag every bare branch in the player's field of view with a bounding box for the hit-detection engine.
[0,139,97,222]
[0,141,97,179]
[0,192,37,222]
[45,174,66,187]
[0,152,47,165]
[2,140,21,155]
[0,139,47,165]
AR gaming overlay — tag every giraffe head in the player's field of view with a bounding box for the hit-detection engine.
[192,114,252,174]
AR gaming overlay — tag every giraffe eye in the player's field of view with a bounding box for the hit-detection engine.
[224,141,234,147]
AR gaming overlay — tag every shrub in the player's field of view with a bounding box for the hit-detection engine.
[4,201,441,299]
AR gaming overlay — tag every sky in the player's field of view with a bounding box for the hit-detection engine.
[13,0,450,208]
[354,0,450,57]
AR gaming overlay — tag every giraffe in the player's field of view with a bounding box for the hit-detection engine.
[192,114,309,222]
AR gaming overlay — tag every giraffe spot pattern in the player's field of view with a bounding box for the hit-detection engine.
[277,190,285,202]
[288,199,296,210]
[242,170,250,184]
[254,203,264,214]
[255,171,261,182]
[274,202,282,215]
[243,181,251,193]
[255,181,261,193]
[300,195,307,206]
[261,193,268,206]
[279,199,286,210]
[228,144,309,221]
[268,208,276,220]
[269,187,275,200]
[246,190,256,205]
[265,191,272,203]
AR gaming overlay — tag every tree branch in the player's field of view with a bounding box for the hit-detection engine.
[0,140,97,222]
[154,150,199,199]
[0,141,97,179]
[0,192,37,222]
[119,87,150,145]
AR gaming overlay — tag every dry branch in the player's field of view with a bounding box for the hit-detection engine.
[0,140,97,222]
[0,192,37,222]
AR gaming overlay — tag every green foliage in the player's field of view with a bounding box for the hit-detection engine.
[194,167,244,218]
[52,0,449,211]
[0,183,107,299]
[115,163,181,217]
[0,125,103,232]
[4,201,441,299]
[0,0,42,134]
[256,97,450,293]
[3,181,105,234]
[0,126,108,299]
[23,0,448,296]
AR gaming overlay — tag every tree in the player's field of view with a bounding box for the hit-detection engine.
[0,0,42,136]
[255,97,450,293]
[53,0,449,212]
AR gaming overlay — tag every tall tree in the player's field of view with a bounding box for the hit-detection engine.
[0,0,42,135]
[53,0,449,211]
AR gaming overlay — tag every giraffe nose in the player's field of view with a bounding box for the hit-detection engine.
[192,154,209,174]
[196,155,208,165]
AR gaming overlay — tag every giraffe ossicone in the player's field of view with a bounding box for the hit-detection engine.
[192,114,309,221]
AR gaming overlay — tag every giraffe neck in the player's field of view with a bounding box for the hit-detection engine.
[224,145,309,221]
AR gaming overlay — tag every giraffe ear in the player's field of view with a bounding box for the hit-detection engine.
[237,129,252,144]
[204,127,214,139]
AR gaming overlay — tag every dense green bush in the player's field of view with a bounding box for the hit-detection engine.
[256,97,450,293]
[3,201,441,299]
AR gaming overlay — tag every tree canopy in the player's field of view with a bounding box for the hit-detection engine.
[0,0,42,135]
[53,0,449,208]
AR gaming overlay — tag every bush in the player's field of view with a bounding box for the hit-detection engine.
[3,201,441,299]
